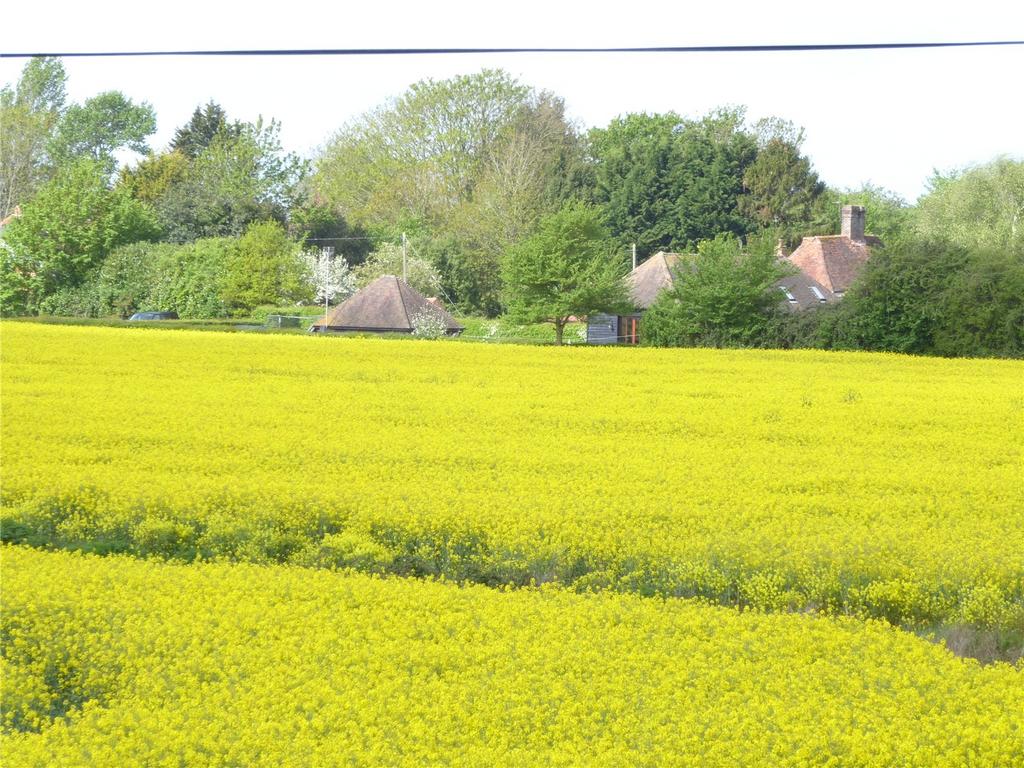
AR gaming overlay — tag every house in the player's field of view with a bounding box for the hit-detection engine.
[586,206,880,342]
[309,275,463,335]
[587,251,684,345]
[782,205,881,303]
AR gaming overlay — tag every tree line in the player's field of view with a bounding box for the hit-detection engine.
[1,59,1020,356]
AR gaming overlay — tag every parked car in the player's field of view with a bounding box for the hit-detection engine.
[128,311,179,321]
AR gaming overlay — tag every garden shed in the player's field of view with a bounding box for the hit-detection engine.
[309,275,463,335]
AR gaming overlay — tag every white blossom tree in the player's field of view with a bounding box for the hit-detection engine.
[302,247,356,313]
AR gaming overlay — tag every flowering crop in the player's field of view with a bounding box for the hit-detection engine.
[3,546,1022,767]
[1,322,1022,630]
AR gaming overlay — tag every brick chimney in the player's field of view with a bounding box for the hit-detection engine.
[841,205,866,242]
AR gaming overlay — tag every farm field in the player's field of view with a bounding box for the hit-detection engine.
[4,546,1023,767]
[2,322,1022,634]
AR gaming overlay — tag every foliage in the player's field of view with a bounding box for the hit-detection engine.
[4,546,1023,765]
[116,150,190,204]
[501,201,631,344]
[301,247,356,309]
[930,247,1024,357]
[914,156,1024,253]
[589,108,759,258]
[0,159,160,314]
[833,236,1024,357]
[145,237,234,318]
[642,233,790,347]
[156,119,308,243]
[0,57,66,216]
[739,137,825,235]
[287,198,373,264]
[354,242,442,297]
[170,100,242,159]
[588,112,682,257]
[48,91,156,176]
[219,221,310,313]
[4,325,1021,635]
[315,69,532,229]
[409,308,450,338]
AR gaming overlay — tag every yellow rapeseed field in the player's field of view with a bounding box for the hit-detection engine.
[4,546,1023,767]
[2,322,1022,629]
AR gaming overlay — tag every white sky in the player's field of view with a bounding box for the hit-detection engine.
[2,0,1022,203]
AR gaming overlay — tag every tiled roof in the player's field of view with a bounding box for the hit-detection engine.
[310,275,463,332]
[627,252,685,309]
[776,270,837,312]
[787,235,880,295]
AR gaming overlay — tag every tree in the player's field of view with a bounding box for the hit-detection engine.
[302,247,356,312]
[156,118,308,242]
[0,56,66,216]
[48,91,156,175]
[443,91,590,314]
[739,124,825,237]
[288,197,373,265]
[315,70,589,314]
[642,233,789,347]
[672,108,759,245]
[171,101,241,159]
[316,69,531,229]
[914,157,1024,253]
[117,150,190,204]
[0,158,160,314]
[588,112,682,258]
[220,221,309,313]
[589,108,759,258]
[501,201,631,345]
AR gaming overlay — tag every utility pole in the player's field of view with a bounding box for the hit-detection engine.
[631,243,637,270]
[402,232,408,283]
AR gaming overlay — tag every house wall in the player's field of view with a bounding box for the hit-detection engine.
[587,314,619,344]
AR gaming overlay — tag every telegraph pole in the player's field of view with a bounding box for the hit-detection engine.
[402,233,408,282]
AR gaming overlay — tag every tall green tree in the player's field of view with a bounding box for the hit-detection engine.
[588,112,681,258]
[738,117,825,238]
[914,157,1024,253]
[502,201,631,345]
[315,69,532,230]
[589,107,758,258]
[49,91,156,175]
[171,101,242,159]
[672,108,759,245]
[0,57,67,216]
[0,158,160,313]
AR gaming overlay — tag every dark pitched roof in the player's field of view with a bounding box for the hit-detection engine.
[775,269,837,311]
[787,235,881,295]
[310,275,463,332]
[627,252,685,309]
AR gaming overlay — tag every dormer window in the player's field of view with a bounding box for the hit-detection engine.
[810,286,827,302]
[780,287,797,303]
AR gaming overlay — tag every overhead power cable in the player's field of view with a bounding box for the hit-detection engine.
[2,40,1023,58]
